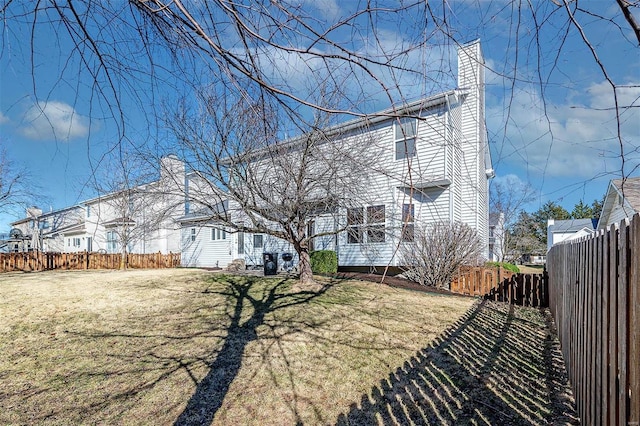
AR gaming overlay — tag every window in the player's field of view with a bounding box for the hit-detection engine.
[190,228,196,242]
[106,231,119,252]
[253,234,263,249]
[401,203,415,242]
[347,207,363,244]
[73,238,81,247]
[367,205,386,243]
[211,228,226,241]
[86,205,91,218]
[238,231,245,254]
[394,117,417,160]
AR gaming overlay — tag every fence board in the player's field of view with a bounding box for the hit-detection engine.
[630,215,640,424]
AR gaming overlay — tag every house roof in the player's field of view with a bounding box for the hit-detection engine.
[51,222,87,236]
[612,177,640,211]
[102,217,136,228]
[10,204,83,226]
[598,176,640,229]
[549,218,598,233]
[220,88,464,166]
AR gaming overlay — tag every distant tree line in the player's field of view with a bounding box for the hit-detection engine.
[493,179,604,264]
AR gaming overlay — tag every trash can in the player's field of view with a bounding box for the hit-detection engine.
[281,252,294,272]
[263,252,278,275]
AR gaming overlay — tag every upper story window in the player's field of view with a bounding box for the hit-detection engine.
[86,205,91,218]
[190,228,196,242]
[394,117,417,160]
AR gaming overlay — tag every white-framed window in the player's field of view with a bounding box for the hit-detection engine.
[394,117,417,160]
[401,203,415,242]
[238,231,245,254]
[347,207,363,244]
[73,237,81,247]
[86,205,91,218]
[106,231,118,252]
[190,228,196,242]
[253,234,263,249]
[367,205,386,243]
[348,205,386,244]
[211,228,227,241]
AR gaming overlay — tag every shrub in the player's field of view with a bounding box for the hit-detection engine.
[400,221,483,289]
[485,261,520,273]
[310,250,338,274]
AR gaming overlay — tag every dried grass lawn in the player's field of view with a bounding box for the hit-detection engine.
[0,269,576,425]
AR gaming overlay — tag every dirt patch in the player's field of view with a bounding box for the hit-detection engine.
[332,271,470,297]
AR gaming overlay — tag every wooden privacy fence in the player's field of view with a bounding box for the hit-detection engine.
[0,251,181,272]
[547,213,639,426]
[450,266,513,296]
[450,266,548,308]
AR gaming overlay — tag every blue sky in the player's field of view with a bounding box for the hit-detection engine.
[0,0,638,229]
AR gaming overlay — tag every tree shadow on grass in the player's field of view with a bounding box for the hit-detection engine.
[336,300,579,425]
[173,275,333,426]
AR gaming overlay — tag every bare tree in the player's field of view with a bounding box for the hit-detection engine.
[91,152,182,268]
[0,147,34,215]
[490,176,537,263]
[169,91,377,286]
[400,221,484,290]
[3,1,638,280]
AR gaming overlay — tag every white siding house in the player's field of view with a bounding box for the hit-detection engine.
[547,218,598,251]
[10,156,186,255]
[181,40,493,271]
[598,177,640,230]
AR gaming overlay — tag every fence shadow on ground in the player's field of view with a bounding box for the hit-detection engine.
[336,300,578,425]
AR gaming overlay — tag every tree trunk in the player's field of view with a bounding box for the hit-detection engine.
[297,248,314,285]
[292,241,322,291]
[120,248,127,270]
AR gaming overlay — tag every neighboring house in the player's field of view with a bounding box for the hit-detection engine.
[9,156,186,255]
[9,205,85,253]
[181,40,493,270]
[488,212,505,262]
[547,218,598,251]
[597,176,640,230]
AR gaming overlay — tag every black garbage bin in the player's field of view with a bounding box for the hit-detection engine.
[263,252,278,275]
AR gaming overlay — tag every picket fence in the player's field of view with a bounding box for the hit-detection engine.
[0,251,181,272]
[547,213,639,426]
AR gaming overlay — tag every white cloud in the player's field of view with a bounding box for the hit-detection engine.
[0,111,9,125]
[300,0,341,21]
[488,82,640,179]
[19,100,89,141]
